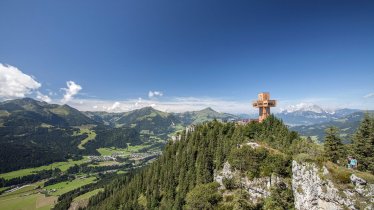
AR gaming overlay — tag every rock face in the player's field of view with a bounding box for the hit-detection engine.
[292,160,374,210]
[214,161,374,209]
[214,161,283,203]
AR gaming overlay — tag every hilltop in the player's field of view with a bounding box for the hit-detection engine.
[85,116,374,210]
[0,98,95,127]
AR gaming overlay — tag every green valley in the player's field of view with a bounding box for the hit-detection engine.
[0,98,239,209]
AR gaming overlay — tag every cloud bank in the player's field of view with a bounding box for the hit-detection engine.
[106,101,121,111]
[0,63,41,99]
[66,97,252,114]
[62,94,374,114]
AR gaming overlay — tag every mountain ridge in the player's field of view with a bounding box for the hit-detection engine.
[0,98,242,172]
[1,98,373,145]
[0,98,96,127]
[291,111,374,143]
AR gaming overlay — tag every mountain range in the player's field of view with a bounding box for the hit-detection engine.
[222,103,372,143]
[85,106,240,136]
[276,103,360,126]
[0,98,240,173]
[0,98,95,127]
[0,98,371,172]
[290,111,374,143]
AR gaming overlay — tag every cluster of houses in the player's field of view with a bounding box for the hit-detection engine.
[130,151,161,160]
[88,155,116,162]
[88,150,162,163]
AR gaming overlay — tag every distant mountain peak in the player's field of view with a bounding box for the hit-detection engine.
[137,106,165,114]
[138,106,156,111]
[281,103,326,113]
[0,97,95,126]
[3,97,44,105]
[199,107,217,113]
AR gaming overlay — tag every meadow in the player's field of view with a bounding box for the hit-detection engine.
[0,181,57,210]
[96,144,149,156]
[44,176,97,196]
[69,188,103,210]
[75,128,97,149]
[0,157,89,180]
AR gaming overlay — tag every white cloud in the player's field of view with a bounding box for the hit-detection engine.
[135,98,142,107]
[107,101,120,111]
[148,90,163,98]
[36,91,52,103]
[61,81,82,103]
[364,93,374,98]
[0,63,41,99]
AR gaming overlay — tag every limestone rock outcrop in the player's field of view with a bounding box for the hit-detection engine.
[214,161,282,203]
[292,160,374,210]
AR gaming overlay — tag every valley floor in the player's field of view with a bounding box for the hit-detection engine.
[0,142,164,210]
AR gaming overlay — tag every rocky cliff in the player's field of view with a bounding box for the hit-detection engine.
[292,160,374,210]
[214,161,284,204]
[214,161,374,209]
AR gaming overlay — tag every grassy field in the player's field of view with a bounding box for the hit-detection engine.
[0,181,57,210]
[44,176,96,196]
[0,157,89,180]
[76,128,97,149]
[96,147,127,156]
[117,170,126,175]
[74,188,103,202]
[0,176,96,209]
[97,144,149,156]
[69,188,103,210]
[0,187,9,192]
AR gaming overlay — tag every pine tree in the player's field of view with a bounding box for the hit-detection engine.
[368,119,374,173]
[306,136,313,143]
[324,126,343,164]
[353,113,374,172]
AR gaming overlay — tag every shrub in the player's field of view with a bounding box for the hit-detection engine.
[325,162,351,184]
[185,182,222,210]
[263,182,294,210]
[222,177,236,190]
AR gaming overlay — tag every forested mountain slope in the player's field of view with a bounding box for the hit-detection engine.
[85,114,374,210]
[0,99,236,174]
[0,98,142,173]
[0,98,95,126]
[86,116,299,209]
[86,107,240,131]
[173,107,240,125]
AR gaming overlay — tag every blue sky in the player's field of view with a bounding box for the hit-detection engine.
[0,0,373,113]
